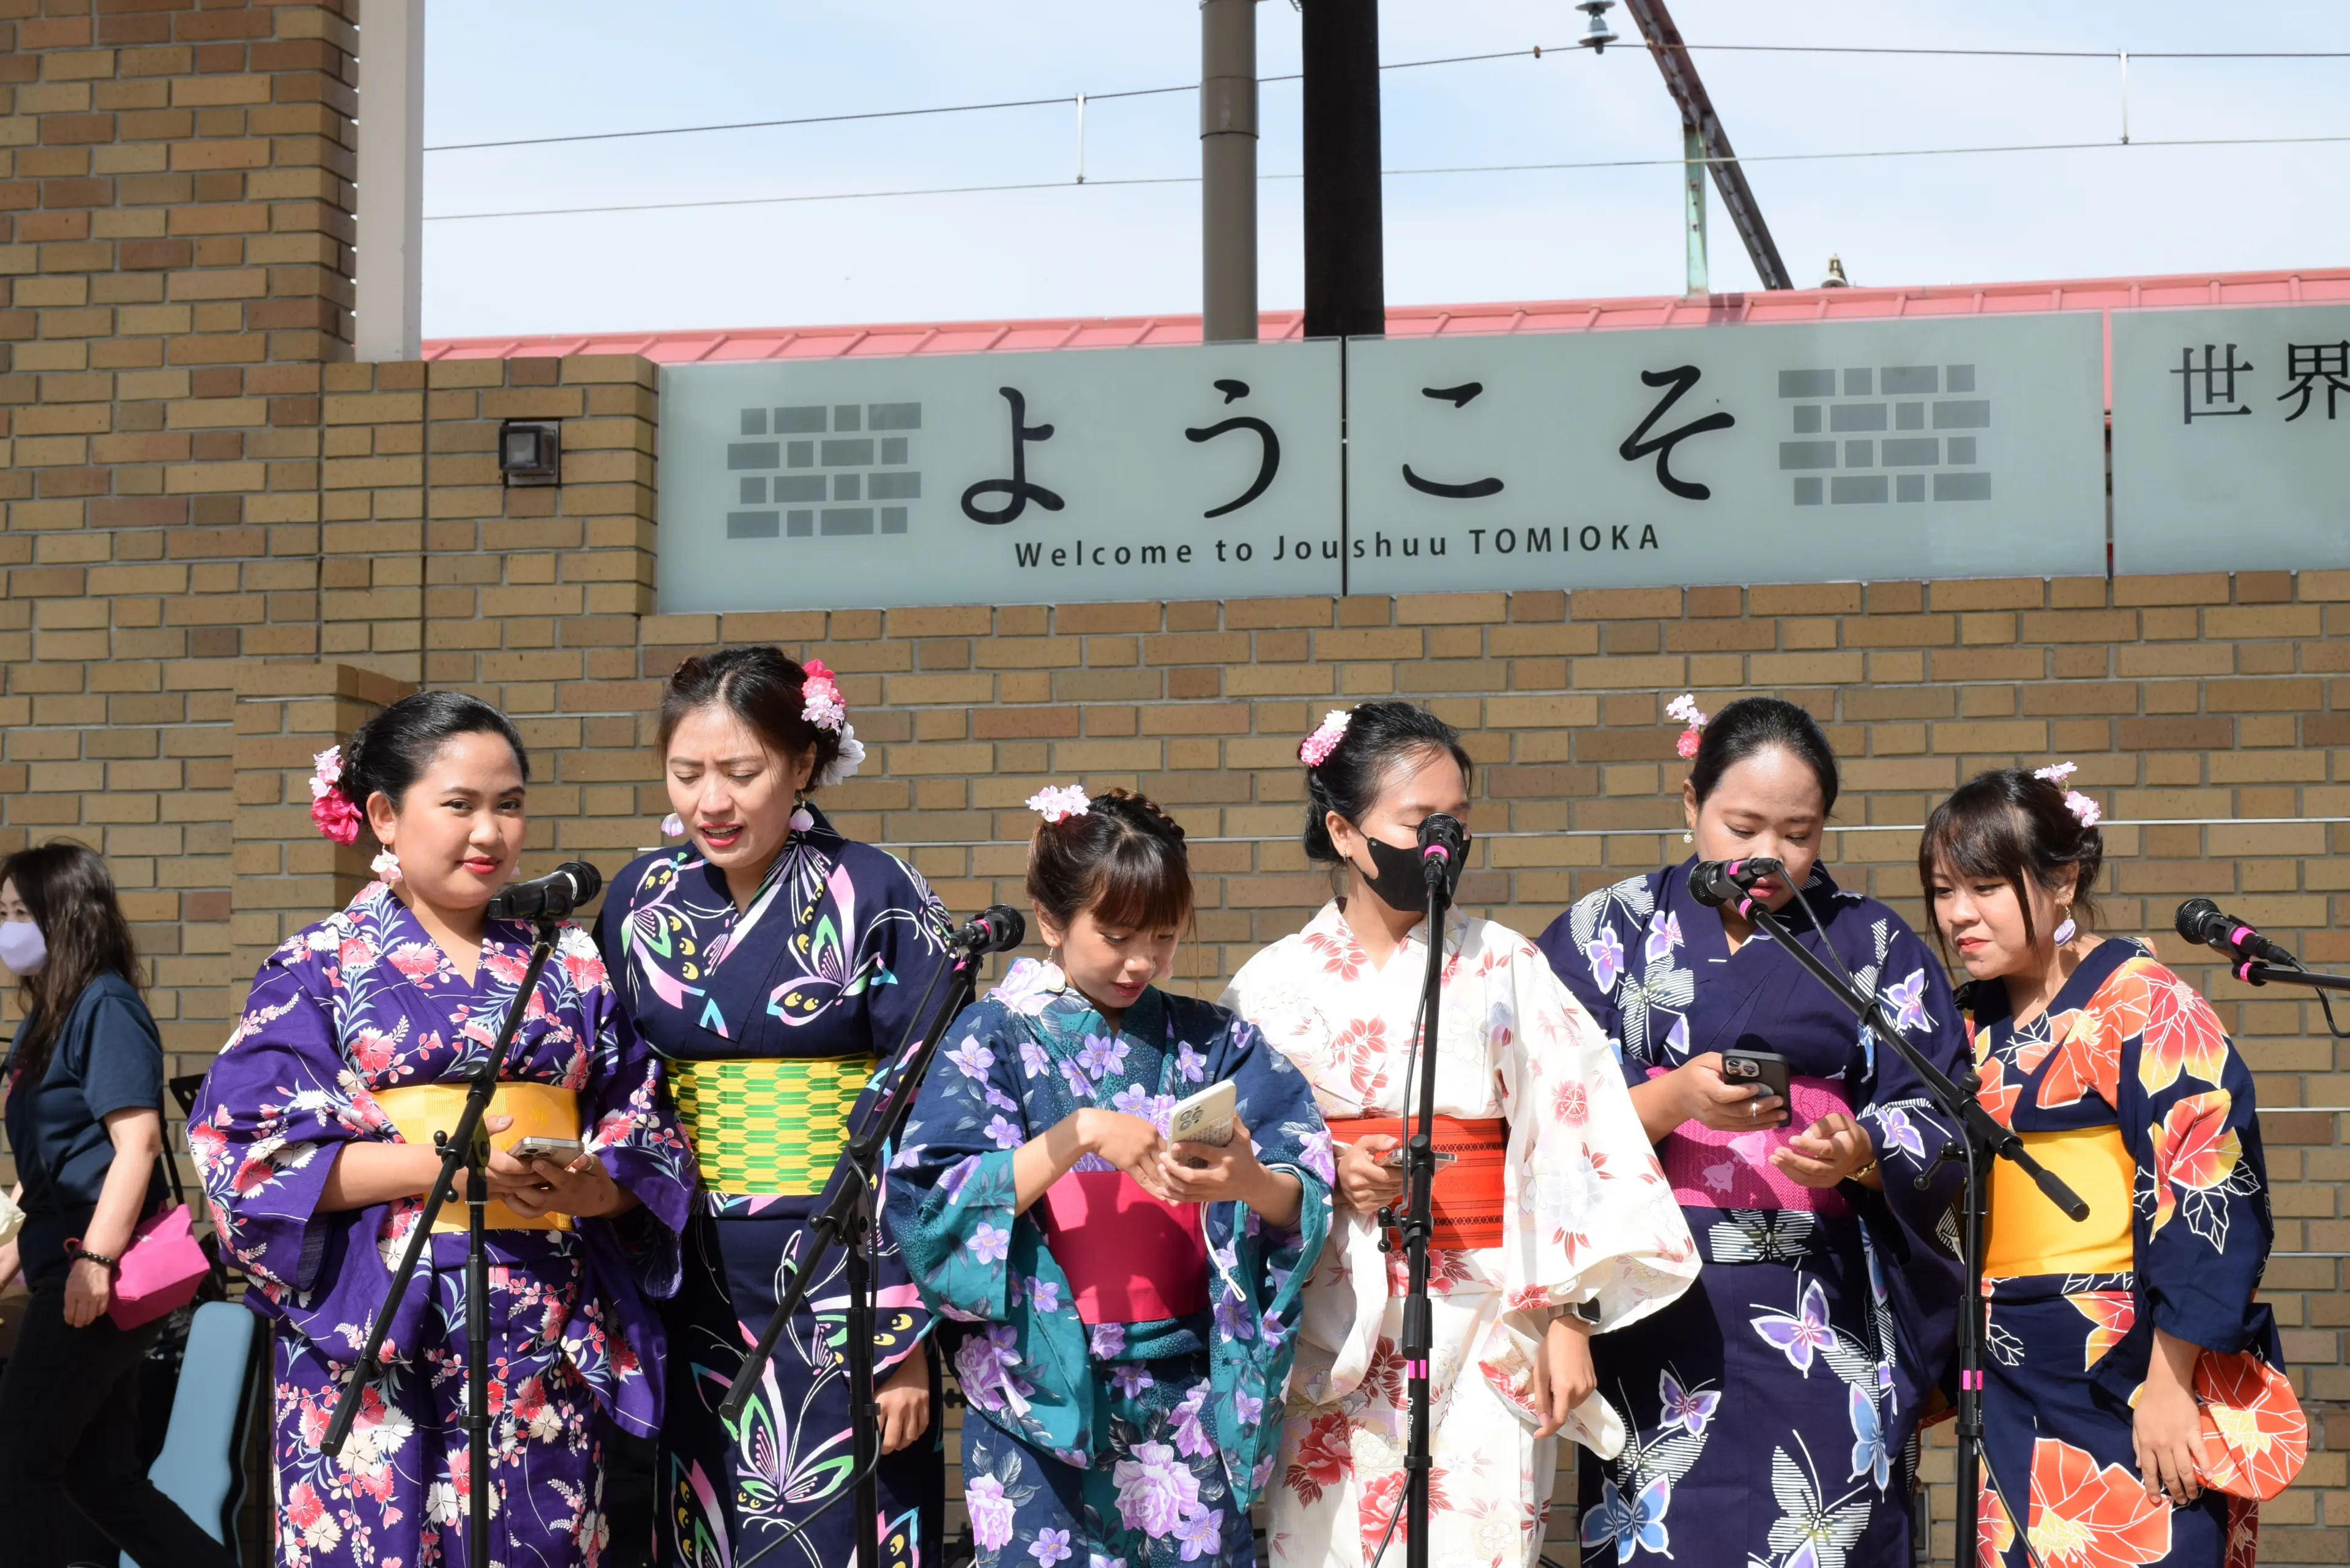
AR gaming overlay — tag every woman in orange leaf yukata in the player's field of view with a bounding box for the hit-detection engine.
[1922,766,2303,1568]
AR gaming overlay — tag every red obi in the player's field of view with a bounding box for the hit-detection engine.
[1036,1171,1208,1325]
[1652,1069,1856,1215]
[1323,1115,1508,1250]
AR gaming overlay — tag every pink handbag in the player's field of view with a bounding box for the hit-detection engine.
[106,1201,214,1329]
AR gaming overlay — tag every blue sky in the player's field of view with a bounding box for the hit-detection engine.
[416,2,2349,338]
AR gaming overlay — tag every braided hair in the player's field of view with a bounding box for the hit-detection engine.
[1028,787,1193,932]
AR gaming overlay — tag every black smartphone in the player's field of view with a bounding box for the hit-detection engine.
[1718,1049,1792,1102]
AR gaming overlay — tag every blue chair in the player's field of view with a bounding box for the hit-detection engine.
[123,1300,264,1567]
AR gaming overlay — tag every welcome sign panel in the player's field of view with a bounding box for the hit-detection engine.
[1343,313,2108,595]
[657,342,1343,612]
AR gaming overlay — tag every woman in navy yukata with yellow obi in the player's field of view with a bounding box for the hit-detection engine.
[594,646,955,1568]
[1921,767,2302,1568]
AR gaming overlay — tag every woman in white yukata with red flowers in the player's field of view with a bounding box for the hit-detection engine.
[1222,701,1699,1568]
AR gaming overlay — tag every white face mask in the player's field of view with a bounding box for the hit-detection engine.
[0,920,47,976]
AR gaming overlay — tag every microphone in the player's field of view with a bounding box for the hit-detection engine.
[2175,898,2297,974]
[1417,813,1469,894]
[484,861,603,922]
[1687,856,1785,914]
[949,905,1026,954]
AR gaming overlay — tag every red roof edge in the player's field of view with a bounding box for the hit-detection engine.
[420,264,2350,363]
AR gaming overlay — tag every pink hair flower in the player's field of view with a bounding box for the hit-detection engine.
[2061,790,2103,829]
[311,790,362,847]
[307,744,361,844]
[1299,709,1351,767]
[1027,784,1091,824]
[800,658,848,733]
[2033,761,2078,784]
[1665,693,1709,759]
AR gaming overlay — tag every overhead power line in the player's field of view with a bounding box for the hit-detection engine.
[423,132,2350,223]
[422,41,2350,154]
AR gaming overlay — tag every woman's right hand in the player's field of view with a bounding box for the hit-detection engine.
[1665,1053,1787,1133]
[1334,1134,1406,1215]
[1078,1108,1175,1201]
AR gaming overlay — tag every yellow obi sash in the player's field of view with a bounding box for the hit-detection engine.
[371,1083,581,1233]
[668,1055,875,1197]
[1984,1125,2136,1276]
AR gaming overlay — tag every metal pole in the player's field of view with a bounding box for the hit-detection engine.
[1201,0,1259,342]
[1682,121,1708,296]
[466,1135,491,1568]
[354,0,425,360]
[1301,0,1383,339]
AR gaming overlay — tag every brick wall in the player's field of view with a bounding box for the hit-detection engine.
[0,7,2343,1562]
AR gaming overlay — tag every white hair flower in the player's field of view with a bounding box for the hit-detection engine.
[1026,784,1091,823]
[816,723,865,788]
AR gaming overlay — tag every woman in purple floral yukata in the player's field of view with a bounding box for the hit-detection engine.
[192,692,696,1568]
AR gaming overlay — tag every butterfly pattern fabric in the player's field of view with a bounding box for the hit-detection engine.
[595,808,957,1568]
[1542,861,1971,1568]
[1966,939,2284,1568]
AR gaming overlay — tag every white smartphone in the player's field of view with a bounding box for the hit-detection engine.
[512,1135,586,1164]
[1168,1080,1236,1165]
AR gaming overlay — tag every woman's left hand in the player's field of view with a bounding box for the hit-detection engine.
[62,1256,114,1327]
[502,1150,635,1220]
[1772,1112,1877,1189]
[1155,1117,1305,1228]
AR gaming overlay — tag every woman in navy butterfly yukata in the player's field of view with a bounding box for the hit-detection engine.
[192,692,697,1568]
[1539,697,1970,1568]
[594,646,955,1568]
[1921,767,2299,1568]
[886,784,1333,1568]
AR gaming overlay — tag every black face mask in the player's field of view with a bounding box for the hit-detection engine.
[1349,830,1466,914]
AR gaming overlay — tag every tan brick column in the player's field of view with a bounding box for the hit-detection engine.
[229,660,408,985]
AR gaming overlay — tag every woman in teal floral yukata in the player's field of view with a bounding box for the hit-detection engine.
[886,783,1333,1568]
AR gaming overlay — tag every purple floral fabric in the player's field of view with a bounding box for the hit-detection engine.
[191,881,696,1567]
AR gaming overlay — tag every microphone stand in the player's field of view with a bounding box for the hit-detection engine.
[715,930,998,1568]
[1716,884,2087,1568]
[2231,962,2350,993]
[322,914,569,1568]
[1382,845,1457,1568]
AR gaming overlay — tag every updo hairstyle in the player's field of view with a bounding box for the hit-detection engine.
[1687,696,1840,815]
[1300,701,1473,864]
[657,645,843,789]
[1028,788,1193,933]
[338,690,531,812]
[1917,767,2104,950]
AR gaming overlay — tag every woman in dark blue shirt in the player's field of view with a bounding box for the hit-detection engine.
[0,842,236,1568]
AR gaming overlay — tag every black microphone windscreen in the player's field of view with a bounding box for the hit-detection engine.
[559,861,603,904]
[2175,897,2225,945]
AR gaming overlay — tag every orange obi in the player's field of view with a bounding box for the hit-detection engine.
[1324,1115,1508,1250]
[1037,1171,1208,1325]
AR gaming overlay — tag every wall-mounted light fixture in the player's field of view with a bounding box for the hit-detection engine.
[499,419,561,485]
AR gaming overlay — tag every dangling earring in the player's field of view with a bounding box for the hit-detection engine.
[2052,906,2077,946]
[1682,831,1695,845]
[370,849,402,885]
[789,794,815,834]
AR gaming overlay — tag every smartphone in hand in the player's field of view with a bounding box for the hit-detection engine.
[1718,1050,1792,1103]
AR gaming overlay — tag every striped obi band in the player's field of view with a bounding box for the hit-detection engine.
[1652,1070,1855,1217]
[1324,1115,1507,1250]
[372,1082,580,1233]
[668,1053,874,1197]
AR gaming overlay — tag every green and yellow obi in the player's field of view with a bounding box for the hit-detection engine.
[666,1053,876,1197]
